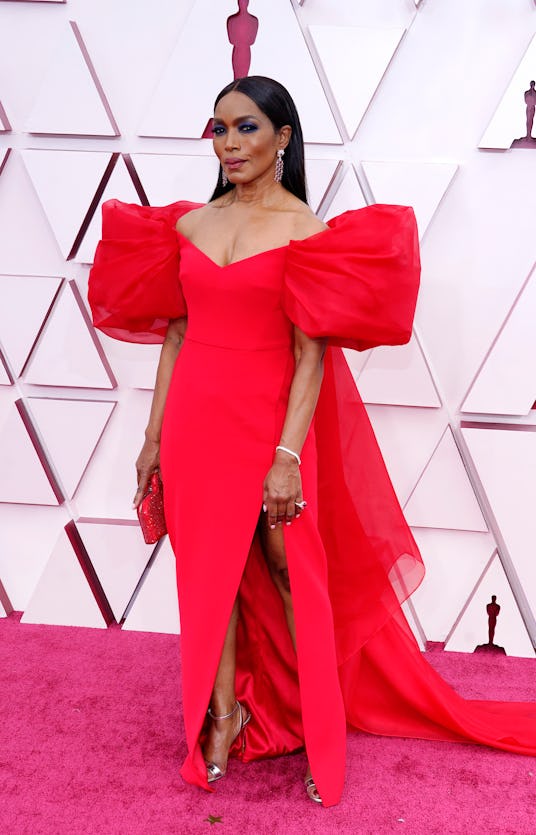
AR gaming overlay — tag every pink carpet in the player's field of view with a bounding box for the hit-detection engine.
[1,613,535,835]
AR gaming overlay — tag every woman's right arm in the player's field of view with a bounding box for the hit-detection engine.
[133,316,187,507]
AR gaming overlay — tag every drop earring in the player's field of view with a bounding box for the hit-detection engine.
[274,149,284,183]
[221,167,228,187]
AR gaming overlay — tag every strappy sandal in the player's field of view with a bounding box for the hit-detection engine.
[304,775,322,804]
[205,700,251,783]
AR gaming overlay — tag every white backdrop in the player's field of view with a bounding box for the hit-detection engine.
[0,0,535,657]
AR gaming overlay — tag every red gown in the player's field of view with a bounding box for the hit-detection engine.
[89,199,536,808]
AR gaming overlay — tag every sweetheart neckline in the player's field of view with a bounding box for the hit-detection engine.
[176,230,288,269]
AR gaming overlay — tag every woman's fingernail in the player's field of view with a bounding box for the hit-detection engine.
[270,524,276,530]
[286,521,291,526]
[262,503,267,512]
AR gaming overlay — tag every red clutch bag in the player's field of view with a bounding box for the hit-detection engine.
[137,471,167,544]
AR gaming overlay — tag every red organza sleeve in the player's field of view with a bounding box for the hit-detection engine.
[88,199,202,344]
[283,204,420,351]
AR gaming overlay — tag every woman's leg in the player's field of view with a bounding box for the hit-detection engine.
[258,518,316,789]
[203,599,247,773]
[258,518,296,650]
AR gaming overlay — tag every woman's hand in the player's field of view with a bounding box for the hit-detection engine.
[133,437,160,508]
[263,453,304,529]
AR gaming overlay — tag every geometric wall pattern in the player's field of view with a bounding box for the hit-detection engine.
[0,0,535,660]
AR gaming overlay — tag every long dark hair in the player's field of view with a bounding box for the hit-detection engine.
[209,76,308,204]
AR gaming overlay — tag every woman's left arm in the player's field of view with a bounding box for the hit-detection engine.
[263,327,327,528]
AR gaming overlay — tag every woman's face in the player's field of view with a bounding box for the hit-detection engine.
[212,91,290,186]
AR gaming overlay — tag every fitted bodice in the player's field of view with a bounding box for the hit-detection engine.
[178,236,293,352]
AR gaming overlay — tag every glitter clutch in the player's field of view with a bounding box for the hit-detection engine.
[137,471,167,544]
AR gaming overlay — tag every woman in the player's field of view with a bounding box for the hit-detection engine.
[89,77,536,808]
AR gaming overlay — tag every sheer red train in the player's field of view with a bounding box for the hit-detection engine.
[89,200,536,807]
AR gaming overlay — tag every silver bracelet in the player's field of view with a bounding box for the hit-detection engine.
[275,445,301,466]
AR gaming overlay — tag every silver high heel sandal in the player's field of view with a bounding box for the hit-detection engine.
[205,700,251,783]
[304,775,322,804]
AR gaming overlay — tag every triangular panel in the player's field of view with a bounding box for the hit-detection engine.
[357,336,441,407]
[75,156,141,264]
[92,335,161,391]
[24,21,119,136]
[21,528,107,628]
[445,555,534,658]
[309,25,405,138]
[123,538,180,634]
[361,160,458,240]
[76,520,154,622]
[27,398,116,498]
[73,389,154,520]
[23,281,116,389]
[462,425,536,623]
[0,405,59,505]
[404,427,488,531]
[0,151,66,275]
[130,153,219,207]
[479,34,536,149]
[462,265,536,416]
[0,503,70,609]
[324,166,366,220]
[410,529,496,642]
[21,149,112,260]
[0,274,62,376]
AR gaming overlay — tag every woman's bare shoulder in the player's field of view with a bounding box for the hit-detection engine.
[175,204,213,237]
[288,201,328,240]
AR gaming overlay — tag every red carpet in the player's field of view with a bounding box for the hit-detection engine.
[1,613,535,835]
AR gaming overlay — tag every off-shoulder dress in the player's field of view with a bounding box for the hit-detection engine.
[89,200,536,807]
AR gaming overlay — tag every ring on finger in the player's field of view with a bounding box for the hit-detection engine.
[295,500,307,510]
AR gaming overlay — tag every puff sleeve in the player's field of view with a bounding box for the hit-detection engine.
[88,199,201,343]
[283,204,420,351]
